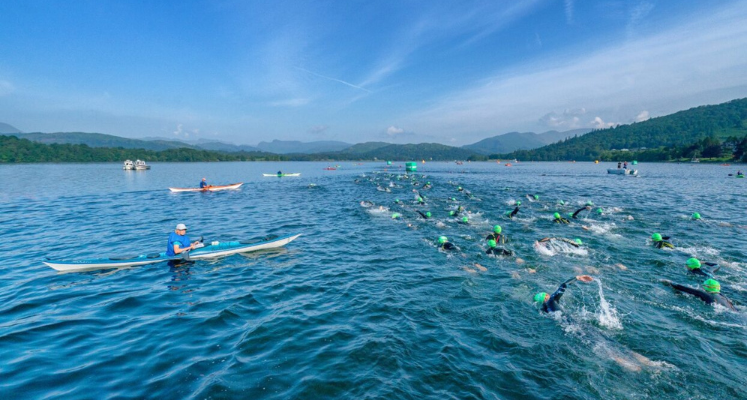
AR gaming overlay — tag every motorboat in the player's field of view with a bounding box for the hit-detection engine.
[607,168,637,176]
[135,159,151,170]
[123,160,134,170]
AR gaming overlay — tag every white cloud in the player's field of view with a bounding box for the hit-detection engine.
[564,0,574,24]
[309,125,329,135]
[404,1,747,142]
[591,116,618,129]
[386,126,405,136]
[635,110,650,122]
[540,108,586,129]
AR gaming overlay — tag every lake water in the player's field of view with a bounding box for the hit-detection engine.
[1,161,746,399]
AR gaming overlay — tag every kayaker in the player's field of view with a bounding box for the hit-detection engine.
[486,239,512,256]
[660,279,735,310]
[651,233,674,249]
[200,178,209,189]
[277,170,283,176]
[166,224,201,257]
[533,275,594,313]
[684,258,720,278]
[623,161,628,169]
[553,212,570,224]
[617,162,621,169]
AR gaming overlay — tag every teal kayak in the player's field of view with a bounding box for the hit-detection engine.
[44,233,301,272]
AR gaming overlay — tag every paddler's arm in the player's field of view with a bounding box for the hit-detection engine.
[173,242,198,255]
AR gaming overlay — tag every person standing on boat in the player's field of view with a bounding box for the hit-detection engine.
[200,178,209,189]
[623,161,628,169]
[617,162,621,169]
[167,224,201,256]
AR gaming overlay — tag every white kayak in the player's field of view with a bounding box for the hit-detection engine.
[169,182,243,192]
[44,234,301,272]
[607,169,638,176]
[263,173,301,177]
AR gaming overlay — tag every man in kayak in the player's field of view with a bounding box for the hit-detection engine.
[684,258,720,278]
[200,178,209,189]
[534,275,594,313]
[660,279,735,310]
[651,233,674,249]
[277,170,283,176]
[167,224,202,257]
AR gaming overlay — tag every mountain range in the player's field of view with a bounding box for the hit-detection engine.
[462,129,590,154]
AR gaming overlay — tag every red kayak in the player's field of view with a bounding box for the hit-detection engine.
[168,182,243,192]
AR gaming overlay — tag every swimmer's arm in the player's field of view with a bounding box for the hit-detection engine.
[669,283,714,304]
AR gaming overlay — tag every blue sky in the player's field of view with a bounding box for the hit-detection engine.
[1,0,746,146]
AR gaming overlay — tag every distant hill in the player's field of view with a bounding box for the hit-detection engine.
[256,139,351,154]
[193,141,259,153]
[0,122,21,134]
[339,142,391,154]
[463,129,590,155]
[498,98,747,161]
[294,142,481,161]
[9,132,196,151]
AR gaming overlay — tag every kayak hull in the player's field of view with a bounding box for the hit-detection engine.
[169,183,243,192]
[263,173,301,177]
[44,234,301,272]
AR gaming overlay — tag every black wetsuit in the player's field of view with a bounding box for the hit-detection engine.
[441,242,457,251]
[669,283,735,310]
[542,278,577,313]
[687,263,719,278]
[654,239,674,249]
[506,207,519,219]
[416,211,430,219]
[572,207,590,219]
[486,247,513,256]
[554,217,570,224]
[486,233,505,244]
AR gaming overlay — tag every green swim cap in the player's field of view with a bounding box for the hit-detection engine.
[462,216,469,223]
[559,200,565,205]
[426,212,432,218]
[596,208,603,214]
[418,197,423,202]
[451,197,456,201]
[702,279,720,293]
[427,182,431,185]
[586,201,594,206]
[449,211,455,216]
[458,186,462,190]
[686,258,701,269]
[534,195,539,200]
[534,292,548,303]
[651,233,662,242]
[574,238,583,245]
[392,213,401,219]
[493,225,502,234]
[553,212,561,219]
[395,198,400,203]
[516,201,522,206]
[692,212,701,220]
[488,239,497,248]
[438,236,447,244]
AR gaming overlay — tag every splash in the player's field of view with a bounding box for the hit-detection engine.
[596,279,622,330]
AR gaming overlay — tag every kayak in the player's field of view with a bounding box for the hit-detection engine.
[263,173,301,177]
[169,183,243,192]
[44,233,301,272]
[738,175,745,178]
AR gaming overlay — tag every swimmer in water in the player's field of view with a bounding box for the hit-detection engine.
[691,212,702,221]
[533,275,594,313]
[571,204,592,219]
[486,239,513,256]
[458,216,469,225]
[685,258,720,278]
[438,236,458,251]
[505,201,521,219]
[416,210,432,219]
[553,212,570,224]
[486,225,506,244]
[660,279,735,311]
[527,194,539,201]
[449,206,465,218]
[360,200,374,207]
[651,233,674,249]
[537,237,583,248]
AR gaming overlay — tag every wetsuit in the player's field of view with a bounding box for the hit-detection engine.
[506,207,519,219]
[441,242,458,251]
[416,210,430,219]
[554,217,570,224]
[538,237,579,248]
[654,238,674,249]
[486,247,513,256]
[668,283,735,310]
[687,263,719,278]
[572,206,590,219]
[541,277,577,313]
[486,233,506,244]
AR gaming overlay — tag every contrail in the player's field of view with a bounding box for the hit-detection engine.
[295,67,372,93]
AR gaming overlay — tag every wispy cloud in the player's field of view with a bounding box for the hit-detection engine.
[627,1,655,38]
[564,0,574,24]
[269,98,310,107]
[404,1,747,143]
[296,67,371,93]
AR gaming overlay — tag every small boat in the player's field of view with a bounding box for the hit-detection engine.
[690,158,700,163]
[323,167,337,170]
[263,173,301,177]
[123,160,135,170]
[135,159,151,170]
[169,182,243,192]
[44,234,301,272]
[607,169,638,176]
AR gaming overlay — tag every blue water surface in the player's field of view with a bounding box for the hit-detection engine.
[1,161,746,399]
